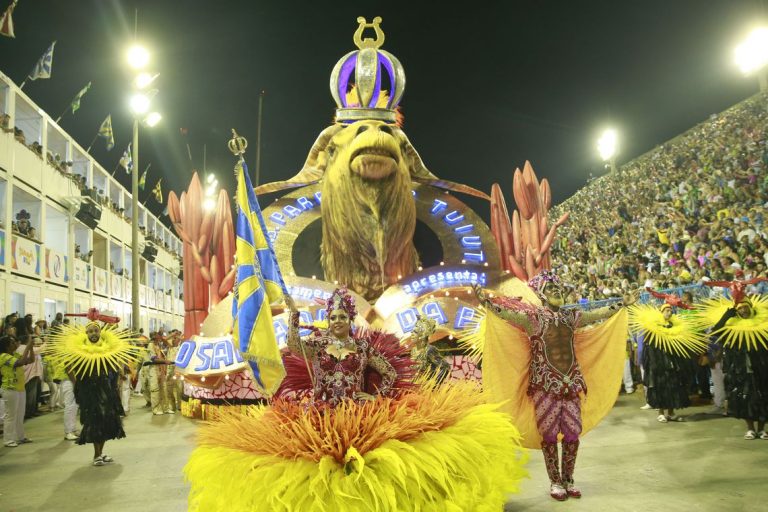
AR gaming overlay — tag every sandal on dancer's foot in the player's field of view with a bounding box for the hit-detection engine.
[666,415,684,422]
[564,481,581,498]
[101,454,114,463]
[657,414,668,423]
[549,483,568,501]
[759,431,768,440]
[744,430,757,440]
[93,456,106,466]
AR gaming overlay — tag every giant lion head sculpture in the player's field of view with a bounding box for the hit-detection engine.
[256,121,488,300]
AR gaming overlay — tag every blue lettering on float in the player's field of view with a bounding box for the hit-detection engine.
[461,236,482,248]
[444,211,465,225]
[402,270,488,295]
[270,212,287,226]
[273,318,288,345]
[194,343,214,371]
[454,224,474,233]
[397,307,419,333]
[283,204,303,219]
[296,196,314,210]
[431,199,448,214]
[314,191,322,204]
[421,301,448,325]
[175,340,195,369]
[210,342,234,370]
[454,306,478,329]
[463,251,485,263]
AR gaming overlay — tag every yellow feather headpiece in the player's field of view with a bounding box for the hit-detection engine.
[628,304,708,356]
[44,323,139,378]
[696,295,768,351]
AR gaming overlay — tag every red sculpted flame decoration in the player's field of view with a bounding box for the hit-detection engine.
[490,161,569,281]
[167,172,236,338]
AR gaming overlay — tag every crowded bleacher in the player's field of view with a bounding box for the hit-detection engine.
[551,94,768,302]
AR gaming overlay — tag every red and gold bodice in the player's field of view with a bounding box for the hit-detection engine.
[524,307,587,398]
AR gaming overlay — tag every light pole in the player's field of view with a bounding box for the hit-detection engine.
[127,44,160,332]
[597,128,618,174]
[735,27,768,93]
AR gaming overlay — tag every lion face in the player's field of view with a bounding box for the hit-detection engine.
[324,121,403,181]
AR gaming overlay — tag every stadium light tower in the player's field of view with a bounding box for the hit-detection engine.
[735,27,768,92]
[597,128,618,174]
[126,43,161,332]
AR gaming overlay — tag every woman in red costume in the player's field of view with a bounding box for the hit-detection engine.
[284,287,398,406]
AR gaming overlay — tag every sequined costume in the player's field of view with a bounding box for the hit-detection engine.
[470,270,631,501]
[286,325,396,407]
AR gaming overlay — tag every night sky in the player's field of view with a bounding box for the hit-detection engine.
[1,0,766,227]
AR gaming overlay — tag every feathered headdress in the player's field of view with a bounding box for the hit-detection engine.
[325,287,357,320]
[527,270,562,302]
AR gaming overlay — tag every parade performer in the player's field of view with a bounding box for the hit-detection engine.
[467,271,636,501]
[628,291,707,423]
[699,279,768,440]
[44,310,136,466]
[408,315,452,383]
[144,332,175,415]
[185,287,528,511]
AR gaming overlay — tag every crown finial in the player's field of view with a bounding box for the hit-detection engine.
[228,129,248,157]
[353,16,385,49]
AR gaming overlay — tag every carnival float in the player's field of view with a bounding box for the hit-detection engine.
[171,16,567,419]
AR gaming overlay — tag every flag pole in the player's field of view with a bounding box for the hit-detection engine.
[85,132,100,154]
[254,90,265,186]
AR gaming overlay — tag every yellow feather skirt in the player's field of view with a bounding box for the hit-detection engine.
[184,381,528,511]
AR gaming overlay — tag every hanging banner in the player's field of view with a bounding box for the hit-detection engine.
[11,235,41,276]
[45,248,68,284]
[73,259,89,289]
[111,274,123,299]
[94,267,108,295]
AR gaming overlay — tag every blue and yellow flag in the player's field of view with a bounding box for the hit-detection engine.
[232,160,287,395]
[98,114,115,151]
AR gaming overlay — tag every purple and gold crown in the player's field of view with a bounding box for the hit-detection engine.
[330,17,405,124]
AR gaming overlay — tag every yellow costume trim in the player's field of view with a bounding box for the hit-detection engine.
[460,308,628,449]
[44,323,139,378]
[628,304,708,357]
[185,382,528,511]
[696,295,768,351]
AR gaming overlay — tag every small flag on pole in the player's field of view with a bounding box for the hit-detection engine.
[70,82,91,114]
[0,0,18,38]
[97,115,115,151]
[119,144,133,173]
[28,41,56,81]
[152,179,163,203]
[139,163,150,190]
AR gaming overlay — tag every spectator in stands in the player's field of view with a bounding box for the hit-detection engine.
[15,210,31,237]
